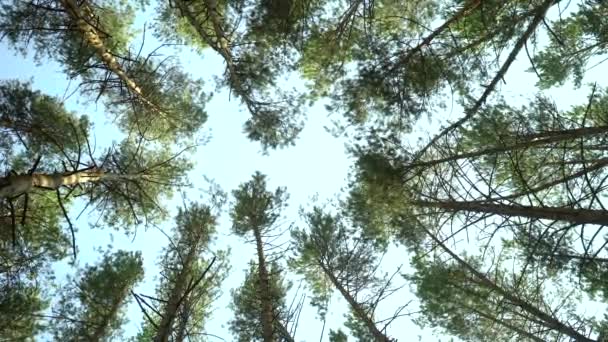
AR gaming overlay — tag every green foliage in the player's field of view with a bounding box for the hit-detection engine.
[408,252,599,342]
[431,87,608,199]
[289,208,338,316]
[0,82,195,231]
[51,250,144,341]
[247,0,328,41]
[300,0,546,135]
[88,140,194,229]
[172,202,217,248]
[153,0,224,52]
[0,0,209,143]
[343,310,376,342]
[230,171,288,236]
[346,141,425,247]
[0,0,137,63]
[533,0,608,88]
[154,0,308,149]
[110,59,210,142]
[160,203,230,336]
[329,329,348,342]
[133,203,230,341]
[0,278,47,340]
[0,80,91,161]
[242,94,306,151]
[1,190,71,271]
[291,207,385,318]
[229,261,292,341]
[3,0,608,341]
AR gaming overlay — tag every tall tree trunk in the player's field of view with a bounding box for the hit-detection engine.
[320,264,391,342]
[406,125,608,169]
[0,169,145,198]
[174,297,191,342]
[0,169,102,198]
[252,225,276,342]
[58,0,165,117]
[413,200,608,226]
[277,321,295,342]
[422,227,596,342]
[154,247,197,342]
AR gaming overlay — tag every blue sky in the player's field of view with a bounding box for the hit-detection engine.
[0,19,392,340]
[2,1,608,341]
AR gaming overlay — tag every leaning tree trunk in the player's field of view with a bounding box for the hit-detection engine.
[176,0,260,114]
[413,200,608,226]
[173,296,192,342]
[320,264,391,342]
[422,227,595,342]
[407,125,608,170]
[59,0,165,116]
[410,0,556,164]
[394,0,482,69]
[463,304,546,342]
[0,169,145,199]
[496,157,608,201]
[0,169,103,198]
[252,225,276,342]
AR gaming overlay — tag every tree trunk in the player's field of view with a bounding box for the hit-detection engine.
[413,200,608,226]
[495,157,608,201]
[252,225,276,342]
[277,321,295,342]
[409,0,556,164]
[0,169,146,199]
[407,125,608,169]
[58,0,165,116]
[0,169,102,198]
[176,0,259,113]
[174,297,191,342]
[464,304,546,342]
[320,264,391,342]
[423,227,596,342]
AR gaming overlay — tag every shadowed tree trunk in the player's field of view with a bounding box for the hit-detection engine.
[90,289,129,342]
[407,125,608,170]
[320,264,391,342]
[413,200,608,226]
[421,226,596,342]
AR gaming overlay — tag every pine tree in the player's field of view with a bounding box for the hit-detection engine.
[0,81,195,236]
[0,0,210,142]
[291,207,395,341]
[154,0,315,149]
[50,250,144,341]
[131,202,229,342]
[408,228,599,341]
[230,172,294,341]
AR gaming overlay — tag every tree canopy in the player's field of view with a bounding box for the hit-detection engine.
[2,0,608,340]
